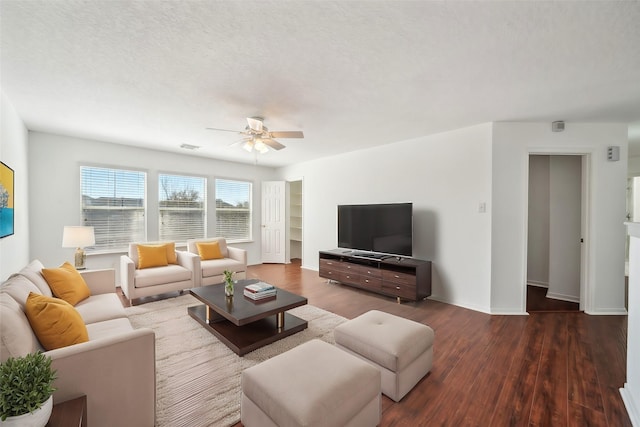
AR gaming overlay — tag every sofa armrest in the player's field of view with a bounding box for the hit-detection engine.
[79,269,116,295]
[120,255,135,298]
[47,328,156,427]
[227,246,247,268]
[176,250,201,287]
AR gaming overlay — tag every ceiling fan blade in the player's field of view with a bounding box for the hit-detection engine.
[247,117,263,132]
[269,131,304,139]
[262,138,286,150]
[206,127,241,133]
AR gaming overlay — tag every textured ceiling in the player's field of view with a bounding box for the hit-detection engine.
[1,0,639,167]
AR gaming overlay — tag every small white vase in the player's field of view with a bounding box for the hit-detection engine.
[0,395,53,427]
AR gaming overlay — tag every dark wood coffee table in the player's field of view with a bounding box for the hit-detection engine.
[188,279,308,356]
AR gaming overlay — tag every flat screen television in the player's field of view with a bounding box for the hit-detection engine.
[337,202,413,257]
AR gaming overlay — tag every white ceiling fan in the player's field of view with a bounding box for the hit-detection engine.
[207,117,304,154]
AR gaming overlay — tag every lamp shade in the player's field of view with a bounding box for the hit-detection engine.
[62,226,95,248]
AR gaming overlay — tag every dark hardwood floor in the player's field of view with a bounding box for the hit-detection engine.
[527,285,580,313]
[119,260,630,426]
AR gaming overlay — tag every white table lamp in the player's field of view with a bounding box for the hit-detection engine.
[62,226,95,270]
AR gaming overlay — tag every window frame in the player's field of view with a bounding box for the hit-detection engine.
[158,172,207,242]
[214,177,253,243]
[80,165,147,252]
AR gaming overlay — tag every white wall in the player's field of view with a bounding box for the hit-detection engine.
[491,122,628,314]
[28,132,278,281]
[630,156,640,176]
[278,123,494,313]
[527,155,550,286]
[0,91,29,280]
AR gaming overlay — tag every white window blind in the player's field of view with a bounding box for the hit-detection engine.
[159,174,206,242]
[215,179,252,241]
[81,166,146,250]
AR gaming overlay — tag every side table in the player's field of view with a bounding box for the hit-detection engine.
[46,395,87,427]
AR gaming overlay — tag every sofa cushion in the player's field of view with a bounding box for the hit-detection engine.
[75,293,127,324]
[137,244,169,269]
[41,262,91,306]
[0,274,42,309]
[196,241,223,260]
[0,293,40,361]
[201,258,245,278]
[17,259,52,297]
[25,292,89,351]
[86,318,134,340]
[133,264,192,288]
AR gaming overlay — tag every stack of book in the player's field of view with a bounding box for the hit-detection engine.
[244,282,277,300]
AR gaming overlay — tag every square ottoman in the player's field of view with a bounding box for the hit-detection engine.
[241,339,381,427]
[334,310,435,402]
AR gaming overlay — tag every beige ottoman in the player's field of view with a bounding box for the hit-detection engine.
[241,339,381,427]
[334,310,434,402]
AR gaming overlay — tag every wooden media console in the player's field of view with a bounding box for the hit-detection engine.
[319,250,432,302]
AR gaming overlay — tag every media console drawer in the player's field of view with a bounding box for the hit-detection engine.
[382,269,415,286]
[319,250,431,302]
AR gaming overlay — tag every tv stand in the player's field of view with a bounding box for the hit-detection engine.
[319,250,431,302]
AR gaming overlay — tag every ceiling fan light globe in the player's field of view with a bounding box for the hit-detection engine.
[243,141,254,152]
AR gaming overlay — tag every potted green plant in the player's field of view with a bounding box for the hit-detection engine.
[223,270,234,297]
[0,352,57,427]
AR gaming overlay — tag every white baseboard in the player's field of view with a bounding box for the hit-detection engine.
[620,385,639,427]
[585,308,628,315]
[527,280,548,288]
[545,291,580,303]
[426,295,492,315]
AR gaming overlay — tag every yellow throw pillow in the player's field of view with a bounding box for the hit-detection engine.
[41,261,91,306]
[196,241,223,260]
[25,292,89,351]
[137,244,169,269]
[164,242,177,264]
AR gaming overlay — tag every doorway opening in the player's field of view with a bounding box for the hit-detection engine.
[289,179,303,264]
[526,154,585,313]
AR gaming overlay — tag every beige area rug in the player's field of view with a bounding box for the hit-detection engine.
[125,294,347,427]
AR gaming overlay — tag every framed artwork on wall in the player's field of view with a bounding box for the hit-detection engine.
[0,161,15,238]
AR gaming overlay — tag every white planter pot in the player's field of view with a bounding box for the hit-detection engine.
[0,395,53,427]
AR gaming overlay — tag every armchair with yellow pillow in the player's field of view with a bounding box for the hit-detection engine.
[0,260,156,427]
[120,241,200,304]
[186,237,247,287]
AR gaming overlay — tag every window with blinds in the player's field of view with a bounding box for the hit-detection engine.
[215,178,252,241]
[159,174,206,241]
[81,166,146,250]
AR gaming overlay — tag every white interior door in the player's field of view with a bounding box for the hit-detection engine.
[548,155,582,303]
[261,181,286,263]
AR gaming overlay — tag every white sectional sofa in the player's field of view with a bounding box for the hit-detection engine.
[0,260,156,427]
[186,237,247,286]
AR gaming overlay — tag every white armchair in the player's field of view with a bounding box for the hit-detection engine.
[186,237,247,287]
[120,242,200,304]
